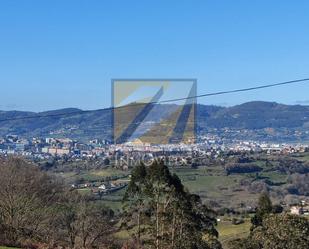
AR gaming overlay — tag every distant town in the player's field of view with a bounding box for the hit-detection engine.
[1,134,308,162]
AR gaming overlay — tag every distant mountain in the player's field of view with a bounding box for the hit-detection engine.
[201,101,309,129]
[0,101,309,141]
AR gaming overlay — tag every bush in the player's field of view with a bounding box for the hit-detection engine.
[225,163,263,175]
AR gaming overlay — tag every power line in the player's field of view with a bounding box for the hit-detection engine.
[0,77,309,123]
[157,78,309,103]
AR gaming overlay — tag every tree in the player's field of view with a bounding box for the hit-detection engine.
[0,157,65,244]
[122,163,148,242]
[251,214,309,249]
[228,238,260,249]
[0,157,118,249]
[51,192,118,249]
[230,206,309,249]
[251,192,272,229]
[122,160,221,249]
[257,193,272,214]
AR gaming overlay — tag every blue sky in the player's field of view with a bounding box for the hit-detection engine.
[1,0,309,111]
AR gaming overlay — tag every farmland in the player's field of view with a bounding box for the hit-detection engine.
[58,152,309,213]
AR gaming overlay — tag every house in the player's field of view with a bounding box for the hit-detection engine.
[98,184,107,190]
[290,206,303,215]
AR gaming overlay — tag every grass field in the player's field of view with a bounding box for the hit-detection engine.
[217,219,251,249]
[259,171,287,182]
[170,166,259,208]
[61,168,129,184]
[113,217,252,248]
[99,187,127,211]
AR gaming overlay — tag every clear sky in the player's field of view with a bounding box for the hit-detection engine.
[1,0,309,111]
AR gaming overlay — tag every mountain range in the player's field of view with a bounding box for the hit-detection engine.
[1,101,309,141]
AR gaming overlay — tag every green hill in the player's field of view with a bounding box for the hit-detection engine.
[1,101,309,141]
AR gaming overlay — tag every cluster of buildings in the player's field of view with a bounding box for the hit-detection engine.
[199,134,309,154]
[290,200,309,216]
[0,135,111,159]
[71,179,128,197]
[0,134,308,163]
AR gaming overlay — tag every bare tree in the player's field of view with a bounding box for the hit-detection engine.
[0,157,65,244]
